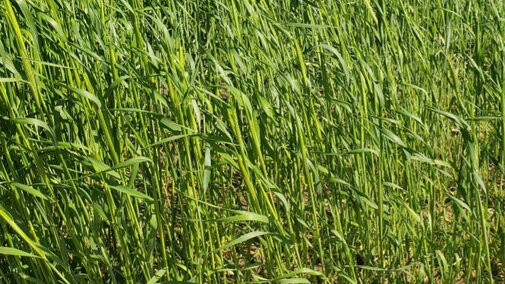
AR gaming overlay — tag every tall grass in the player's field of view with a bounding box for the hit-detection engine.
[1,0,504,282]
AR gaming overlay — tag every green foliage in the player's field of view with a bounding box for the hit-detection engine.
[1,0,505,282]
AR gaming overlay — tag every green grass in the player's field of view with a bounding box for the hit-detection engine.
[1,0,505,282]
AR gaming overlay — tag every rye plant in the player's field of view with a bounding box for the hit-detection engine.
[1,0,504,283]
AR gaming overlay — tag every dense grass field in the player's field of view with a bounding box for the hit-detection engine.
[1,0,505,282]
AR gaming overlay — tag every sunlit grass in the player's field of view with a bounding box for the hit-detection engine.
[1,0,505,283]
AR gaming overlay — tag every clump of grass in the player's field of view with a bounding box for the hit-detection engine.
[1,0,504,283]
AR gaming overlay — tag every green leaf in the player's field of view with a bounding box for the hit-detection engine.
[0,77,27,83]
[11,117,55,140]
[87,156,121,179]
[109,185,153,202]
[11,182,48,200]
[104,75,130,98]
[316,44,350,84]
[279,278,311,284]
[160,118,183,132]
[275,268,324,281]
[357,265,386,271]
[215,210,269,224]
[109,157,152,172]
[219,231,269,251]
[146,268,167,284]
[345,148,379,156]
[0,247,39,258]
[69,87,102,108]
